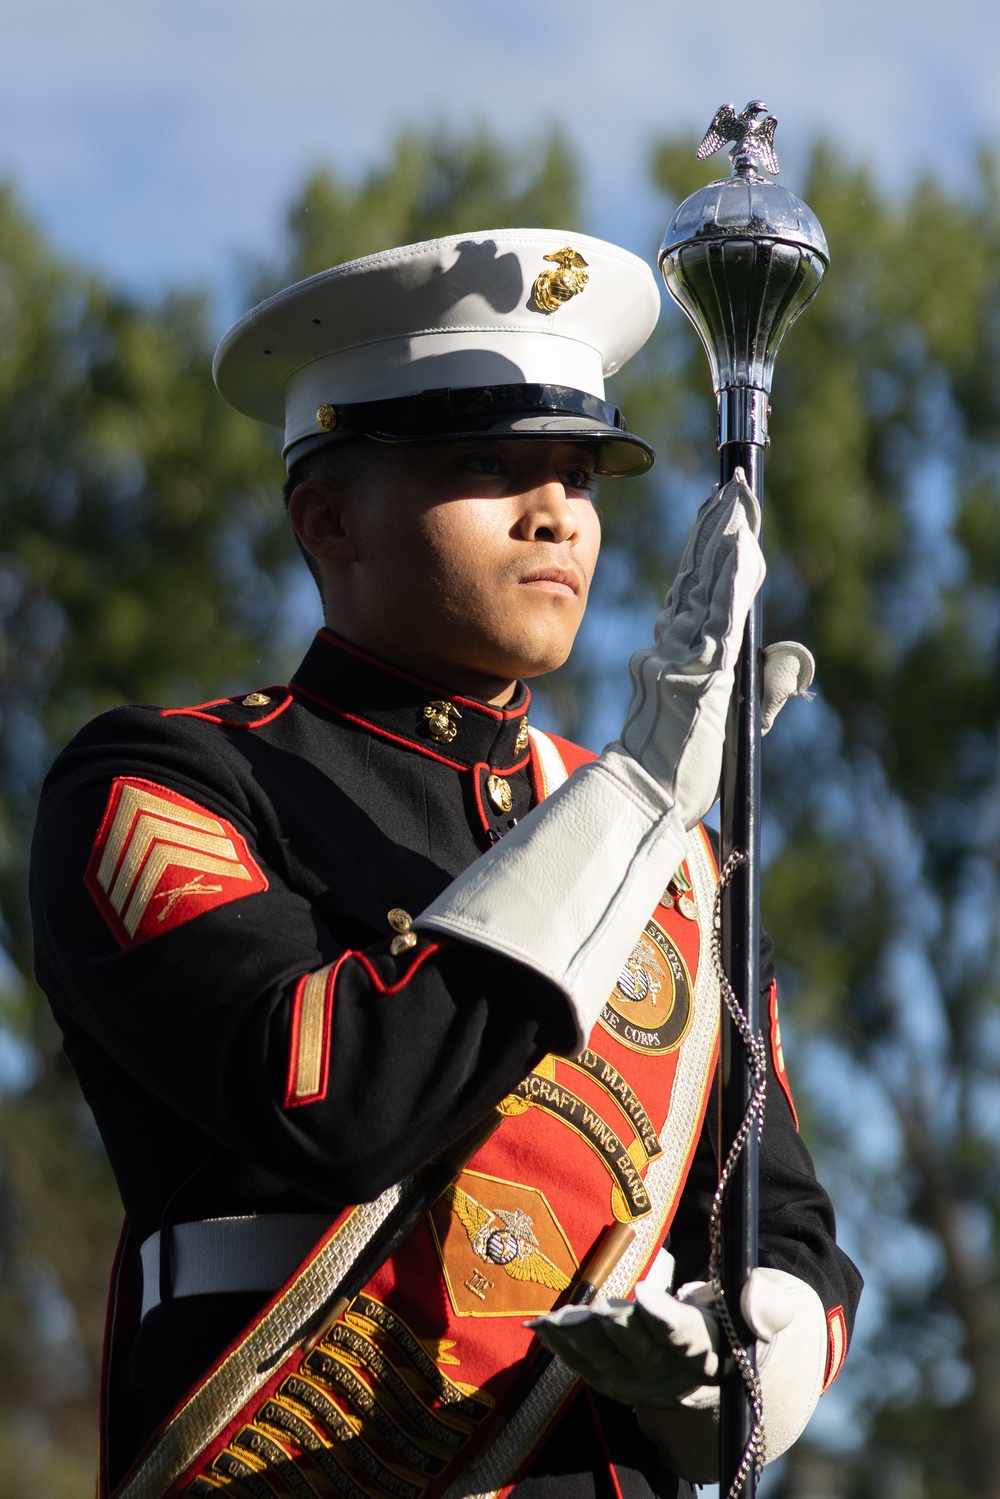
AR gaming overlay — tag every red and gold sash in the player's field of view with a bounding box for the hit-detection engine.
[107,731,721,1499]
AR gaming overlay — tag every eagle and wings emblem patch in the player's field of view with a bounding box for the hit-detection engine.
[85,777,268,948]
[429,1170,577,1319]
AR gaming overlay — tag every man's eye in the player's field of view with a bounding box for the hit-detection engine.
[461,453,505,476]
[565,468,596,492]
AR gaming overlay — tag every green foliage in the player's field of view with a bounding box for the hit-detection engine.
[3,118,1000,1497]
[0,177,291,1479]
[731,146,1000,1494]
[0,127,582,1486]
[574,132,1000,1496]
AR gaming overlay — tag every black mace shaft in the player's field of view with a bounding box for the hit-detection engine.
[718,442,763,1495]
[658,101,829,1498]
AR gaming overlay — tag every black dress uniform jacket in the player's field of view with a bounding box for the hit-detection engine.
[30,628,862,1498]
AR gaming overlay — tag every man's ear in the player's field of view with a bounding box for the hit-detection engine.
[287,481,358,566]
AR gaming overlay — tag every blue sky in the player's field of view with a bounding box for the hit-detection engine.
[0,0,996,314]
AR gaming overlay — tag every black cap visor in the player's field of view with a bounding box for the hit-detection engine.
[303,384,654,477]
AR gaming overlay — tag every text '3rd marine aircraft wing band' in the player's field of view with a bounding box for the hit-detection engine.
[30,201,862,1499]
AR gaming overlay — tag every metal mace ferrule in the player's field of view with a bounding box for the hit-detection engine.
[658,101,829,450]
[718,386,770,448]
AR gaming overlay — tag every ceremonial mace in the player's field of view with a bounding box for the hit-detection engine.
[659,103,828,1497]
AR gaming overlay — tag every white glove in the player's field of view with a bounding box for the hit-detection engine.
[618,472,764,818]
[415,476,764,1049]
[634,1267,830,1479]
[526,1250,721,1406]
[761,641,815,735]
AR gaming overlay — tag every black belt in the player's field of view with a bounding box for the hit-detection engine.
[139,1214,333,1320]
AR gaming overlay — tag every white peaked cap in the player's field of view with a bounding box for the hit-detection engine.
[213,229,661,476]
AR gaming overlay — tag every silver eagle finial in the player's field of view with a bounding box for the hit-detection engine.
[696,100,779,178]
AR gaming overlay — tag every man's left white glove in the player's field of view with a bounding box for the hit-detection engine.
[529,1254,828,1474]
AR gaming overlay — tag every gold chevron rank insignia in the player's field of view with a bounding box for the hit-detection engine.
[85,777,268,947]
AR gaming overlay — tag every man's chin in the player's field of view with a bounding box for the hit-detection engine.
[490,638,577,683]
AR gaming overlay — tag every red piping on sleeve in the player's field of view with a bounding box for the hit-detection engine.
[349,941,445,995]
[768,979,800,1132]
[284,960,340,1108]
[285,941,446,1108]
[824,1304,848,1389]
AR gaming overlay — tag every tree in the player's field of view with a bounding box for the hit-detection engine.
[0,127,579,1491]
[0,176,287,1491]
[5,117,1000,1499]
[636,142,1000,1499]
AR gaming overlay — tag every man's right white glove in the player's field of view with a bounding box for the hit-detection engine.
[415,473,765,1047]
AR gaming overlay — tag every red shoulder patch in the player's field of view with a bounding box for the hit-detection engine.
[823,1304,848,1389]
[84,777,268,948]
[768,980,800,1132]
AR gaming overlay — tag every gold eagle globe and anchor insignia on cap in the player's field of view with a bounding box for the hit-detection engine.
[532,246,590,313]
[213,228,661,478]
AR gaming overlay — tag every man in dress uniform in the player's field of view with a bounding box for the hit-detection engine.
[30,229,861,1499]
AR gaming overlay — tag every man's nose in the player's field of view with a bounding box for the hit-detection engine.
[515,479,578,544]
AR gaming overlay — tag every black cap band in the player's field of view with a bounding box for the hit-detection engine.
[319,383,627,437]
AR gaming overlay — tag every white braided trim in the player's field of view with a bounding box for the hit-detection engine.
[526,725,571,797]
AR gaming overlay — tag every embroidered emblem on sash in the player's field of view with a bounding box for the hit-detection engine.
[599,916,694,1054]
[104,827,721,1499]
[85,777,268,948]
[498,1064,652,1222]
[198,1292,495,1499]
[568,1047,664,1162]
[429,1169,577,1317]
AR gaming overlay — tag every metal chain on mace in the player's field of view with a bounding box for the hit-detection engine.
[658,101,830,1499]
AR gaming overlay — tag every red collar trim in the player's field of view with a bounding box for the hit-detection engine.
[291,680,531,776]
[315,630,530,722]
